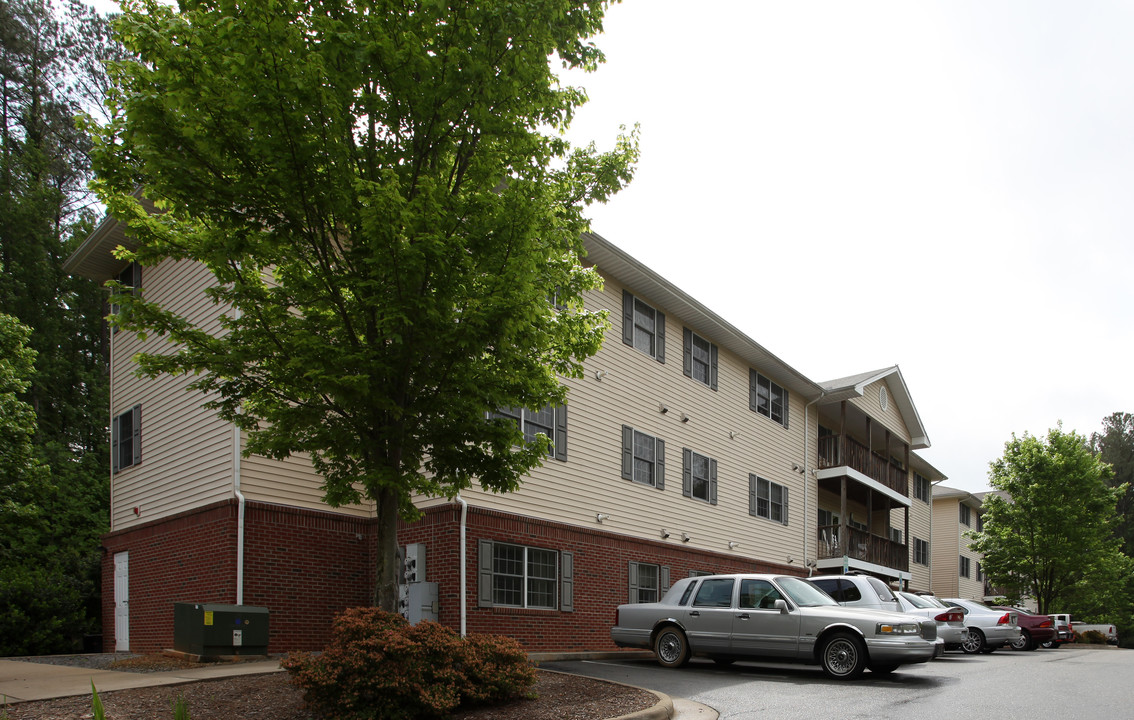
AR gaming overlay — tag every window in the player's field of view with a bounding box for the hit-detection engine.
[622,290,665,362]
[111,405,141,473]
[818,509,839,528]
[976,513,984,532]
[959,503,971,527]
[110,262,141,333]
[913,537,929,566]
[976,562,984,582]
[693,578,735,608]
[749,370,788,427]
[959,555,971,579]
[738,578,784,610]
[749,475,788,525]
[629,561,670,603]
[914,473,930,503]
[477,540,573,611]
[888,527,902,544]
[682,449,717,504]
[489,405,567,461]
[621,426,665,489]
[682,328,718,390]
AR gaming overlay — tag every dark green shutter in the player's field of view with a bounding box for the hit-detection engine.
[748,474,757,516]
[749,369,758,411]
[621,425,633,480]
[782,486,789,525]
[478,540,494,607]
[709,459,718,505]
[560,551,574,612]
[622,290,634,346]
[628,561,639,603]
[656,438,665,491]
[709,343,718,391]
[132,405,142,466]
[111,413,120,474]
[656,311,666,363]
[661,566,671,593]
[554,404,567,461]
[682,448,692,497]
[682,328,692,378]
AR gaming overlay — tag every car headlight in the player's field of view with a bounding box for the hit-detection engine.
[876,622,920,635]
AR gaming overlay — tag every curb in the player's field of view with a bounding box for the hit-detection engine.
[538,668,674,720]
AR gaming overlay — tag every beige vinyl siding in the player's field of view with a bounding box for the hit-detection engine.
[421,275,814,565]
[930,498,961,597]
[848,379,912,446]
[898,483,933,591]
[240,447,374,517]
[110,258,233,530]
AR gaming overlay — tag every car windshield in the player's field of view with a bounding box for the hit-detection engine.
[777,577,838,607]
[899,592,939,609]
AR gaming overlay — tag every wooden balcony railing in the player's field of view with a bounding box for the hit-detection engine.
[817,435,908,496]
[816,524,910,573]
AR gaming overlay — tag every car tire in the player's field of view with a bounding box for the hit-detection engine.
[980,645,997,654]
[962,628,985,654]
[711,657,735,666]
[820,632,867,680]
[654,626,690,668]
[1039,639,1055,649]
[1011,629,1033,651]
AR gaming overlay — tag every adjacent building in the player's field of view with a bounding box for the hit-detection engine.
[930,485,988,600]
[66,223,949,654]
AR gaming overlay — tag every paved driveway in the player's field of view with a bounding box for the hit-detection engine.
[543,646,1131,719]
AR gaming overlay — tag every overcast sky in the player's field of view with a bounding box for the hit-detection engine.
[88,1,1133,493]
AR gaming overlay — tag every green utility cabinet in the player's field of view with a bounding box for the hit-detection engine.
[173,603,269,657]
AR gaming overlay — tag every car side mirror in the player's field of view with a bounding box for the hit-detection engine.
[774,599,789,614]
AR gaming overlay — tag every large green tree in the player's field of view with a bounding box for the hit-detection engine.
[1091,412,1134,555]
[1,0,120,651]
[971,426,1130,615]
[94,0,637,609]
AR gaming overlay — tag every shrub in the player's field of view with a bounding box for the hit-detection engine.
[283,608,535,720]
[1077,630,1107,644]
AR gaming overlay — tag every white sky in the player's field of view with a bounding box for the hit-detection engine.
[87,0,1134,493]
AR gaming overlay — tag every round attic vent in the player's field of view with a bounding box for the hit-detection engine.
[879,386,888,411]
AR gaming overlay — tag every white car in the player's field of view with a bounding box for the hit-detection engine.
[810,575,950,657]
[942,598,1020,653]
[895,592,969,651]
[611,573,938,679]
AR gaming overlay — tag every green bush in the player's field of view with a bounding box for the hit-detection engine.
[283,608,535,720]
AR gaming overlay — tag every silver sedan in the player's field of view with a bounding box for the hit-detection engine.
[941,598,1020,653]
[611,573,938,679]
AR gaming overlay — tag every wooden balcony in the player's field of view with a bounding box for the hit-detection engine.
[817,434,908,497]
[816,524,910,573]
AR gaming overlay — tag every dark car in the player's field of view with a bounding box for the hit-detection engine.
[991,605,1055,651]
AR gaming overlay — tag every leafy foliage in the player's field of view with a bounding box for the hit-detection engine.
[970,425,1130,615]
[1,0,118,653]
[282,607,535,720]
[93,0,636,608]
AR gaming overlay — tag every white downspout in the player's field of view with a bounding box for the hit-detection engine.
[804,393,824,575]
[455,494,468,637]
[234,422,245,606]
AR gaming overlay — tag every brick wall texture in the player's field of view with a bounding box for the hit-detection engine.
[103,501,800,653]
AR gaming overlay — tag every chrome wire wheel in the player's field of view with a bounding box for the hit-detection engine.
[654,627,689,668]
[821,633,866,679]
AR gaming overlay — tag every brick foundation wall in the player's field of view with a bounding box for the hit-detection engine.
[102,500,801,654]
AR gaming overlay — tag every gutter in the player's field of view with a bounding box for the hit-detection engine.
[234,422,246,605]
[456,494,468,637]
[803,392,825,574]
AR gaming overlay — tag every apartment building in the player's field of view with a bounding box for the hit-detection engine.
[930,485,987,600]
[66,223,947,654]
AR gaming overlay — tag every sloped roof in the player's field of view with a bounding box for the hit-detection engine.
[818,365,930,450]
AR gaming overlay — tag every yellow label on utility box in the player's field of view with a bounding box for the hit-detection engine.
[204,611,214,626]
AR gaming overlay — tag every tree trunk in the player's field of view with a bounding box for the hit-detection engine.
[373,486,401,611]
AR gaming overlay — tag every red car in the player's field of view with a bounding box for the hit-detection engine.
[991,606,1055,651]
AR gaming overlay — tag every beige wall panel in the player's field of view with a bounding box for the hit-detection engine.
[446,277,816,568]
[240,450,374,518]
[931,499,962,597]
[847,379,912,446]
[110,258,237,531]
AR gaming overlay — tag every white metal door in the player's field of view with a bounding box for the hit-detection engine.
[114,552,129,652]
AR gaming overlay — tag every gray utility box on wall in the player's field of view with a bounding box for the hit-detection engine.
[173,603,269,657]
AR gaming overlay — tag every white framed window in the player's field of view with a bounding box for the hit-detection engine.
[749,475,788,525]
[959,555,971,578]
[914,473,930,503]
[682,328,717,390]
[749,370,788,427]
[959,503,971,527]
[888,527,903,544]
[913,537,929,566]
[489,405,567,461]
[629,561,670,604]
[621,426,665,489]
[477,540,572,611]
[111,405,141,473]
[622,290,665,363]
[682,448,717,504]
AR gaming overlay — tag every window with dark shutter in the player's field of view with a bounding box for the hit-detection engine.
[622,290,665,363]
